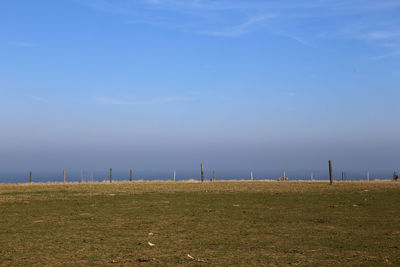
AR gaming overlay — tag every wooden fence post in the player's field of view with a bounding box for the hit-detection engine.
[341,171,344,181]
[130,169,133,182]
[329,160,333,185]
[174,171,176,182]
[63,169,66,183]
[251,170,254,181]
[367,171,370,182]
[29,171,32,184]
[110,168,112,183]
[201,163,204,182]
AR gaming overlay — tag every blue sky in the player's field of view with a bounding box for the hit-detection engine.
[0,0,399,173]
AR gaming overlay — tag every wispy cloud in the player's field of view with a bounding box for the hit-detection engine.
[202,14,277,37]
[319,10,400,59]
[96,96,185,105]
[75,0,400,53]
[74,0,308,41]
[73,0,132,14]
[359,31,400,41]
[269,28,310,46]
[284,92,296,97]
[10,42,33,47]
[369,1,400,9]
[355,29,400,59]
[27,95,47,103]
[367,50,400,60]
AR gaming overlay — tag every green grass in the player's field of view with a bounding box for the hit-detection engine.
[0,181,399,266]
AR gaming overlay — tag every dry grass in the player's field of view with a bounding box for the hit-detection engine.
[0,181,399,266]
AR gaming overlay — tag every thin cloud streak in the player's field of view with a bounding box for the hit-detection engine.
[96,96,185,105]
[10,42,33,47]
[357,30,400,59]
[77,0,400,14]
[367,50,400,60]
[75,0,400,54]
[359,31,400,41]
[202,14,277,37]
[73,0,132,14]
[27,95,47,103]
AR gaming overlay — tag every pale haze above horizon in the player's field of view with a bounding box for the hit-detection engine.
[1,0,399,173]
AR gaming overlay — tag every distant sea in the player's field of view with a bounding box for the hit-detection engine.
[0,170,396,184]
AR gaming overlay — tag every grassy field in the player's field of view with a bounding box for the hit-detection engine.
[0,181,399,266]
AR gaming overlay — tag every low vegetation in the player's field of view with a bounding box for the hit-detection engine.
[0,181,399,265]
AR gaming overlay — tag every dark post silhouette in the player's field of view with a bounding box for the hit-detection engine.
[110,168,112,183]
[29,171,32,184]
[341,171,344,181]
[201,163,204,182]
[63,169,66,183]
[130,169,133,181]
[329,160,333,185]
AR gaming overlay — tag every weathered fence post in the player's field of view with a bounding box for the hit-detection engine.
[341,171,344,181]
[251,170,254,181]
[201,163,204,182]
[29,171,32,184]
[173,171,176,182]
[110,168,112,183]
[329,160,333,185]
[367,171,370,182]
[130,169,133,182]
[212,169,215,181]
[63,169,66,183]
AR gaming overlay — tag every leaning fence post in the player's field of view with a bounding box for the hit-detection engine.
[329,160,333,185]
[29,171,32,184]
[201,163,204,182]
[110,168,112,183]
[63,169,66,183]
